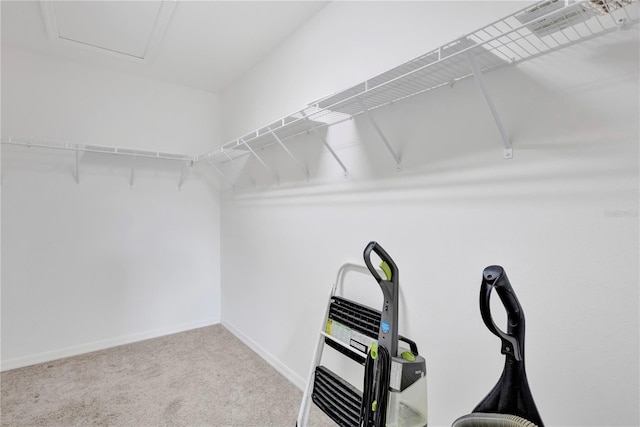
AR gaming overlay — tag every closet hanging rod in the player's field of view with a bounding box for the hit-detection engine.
[1,137,195,163]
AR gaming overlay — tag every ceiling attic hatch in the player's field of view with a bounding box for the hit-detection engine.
[39,0,176,63]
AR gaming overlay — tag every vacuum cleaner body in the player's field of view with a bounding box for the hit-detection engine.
[452,266,543,427]
[386,353,428,427]
[361,242,428,427]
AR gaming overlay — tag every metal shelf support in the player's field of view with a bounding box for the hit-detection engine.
[74,148,80,184]
[223,150,244,171]
[206,158,234,190]
[466,51,513,159]
[268,127,309,180]
[301,111,348,177]
[358,99,402,171]
[241,138,280,186]
[178,162,189,190]
[130,156,136,187]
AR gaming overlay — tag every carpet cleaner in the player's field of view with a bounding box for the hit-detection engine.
[297,241,428,427]
[452,266,543,427]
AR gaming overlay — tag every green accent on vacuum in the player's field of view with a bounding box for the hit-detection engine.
[379,261,392,280]
[370,341,378,360]
[401,350,415,362]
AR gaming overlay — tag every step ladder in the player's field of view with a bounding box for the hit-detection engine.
[297,242,428,427]
[297,263,379,426]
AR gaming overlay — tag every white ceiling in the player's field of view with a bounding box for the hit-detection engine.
[1,1,329,93]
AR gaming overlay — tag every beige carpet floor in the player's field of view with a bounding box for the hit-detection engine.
[1,324,334,426]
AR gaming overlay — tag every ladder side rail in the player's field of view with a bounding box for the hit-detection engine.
[297,263,379,427]
[297,284,336,426]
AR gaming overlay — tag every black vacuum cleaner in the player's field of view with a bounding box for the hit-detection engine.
[452,266,544,427]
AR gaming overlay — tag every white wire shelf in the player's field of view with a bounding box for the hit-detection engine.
[196,0,639,175]
[1,136,194,162]
[192,107,342,163]
[312,0,639,118]
[1,136,195,188]
[2,0,637,186]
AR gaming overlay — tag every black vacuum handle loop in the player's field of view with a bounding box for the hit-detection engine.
[398,335,419,356]
[480,266,524,361]
[363,241,398,284]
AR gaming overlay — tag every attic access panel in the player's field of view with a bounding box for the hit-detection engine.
[40,0,176,62]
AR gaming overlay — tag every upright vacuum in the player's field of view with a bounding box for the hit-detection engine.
[452,266,543,427]
[297,242,428,427]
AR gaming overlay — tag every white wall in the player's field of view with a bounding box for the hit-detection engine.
[219,2,639,427]
[1,47,222,370]
[1,47,219,154]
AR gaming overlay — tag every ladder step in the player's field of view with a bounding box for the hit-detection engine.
[329,297,381,338]
[326,339,366,365]
[324,297,381,364]
[312,366,362,427]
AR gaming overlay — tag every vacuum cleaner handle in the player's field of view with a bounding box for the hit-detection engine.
[398,335,419,356]
[363,241,398,284]
[480,266,525,361]
[363,241,399,358]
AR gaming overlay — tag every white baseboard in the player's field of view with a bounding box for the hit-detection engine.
[221,320,306,390]
[1,318,219,372]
